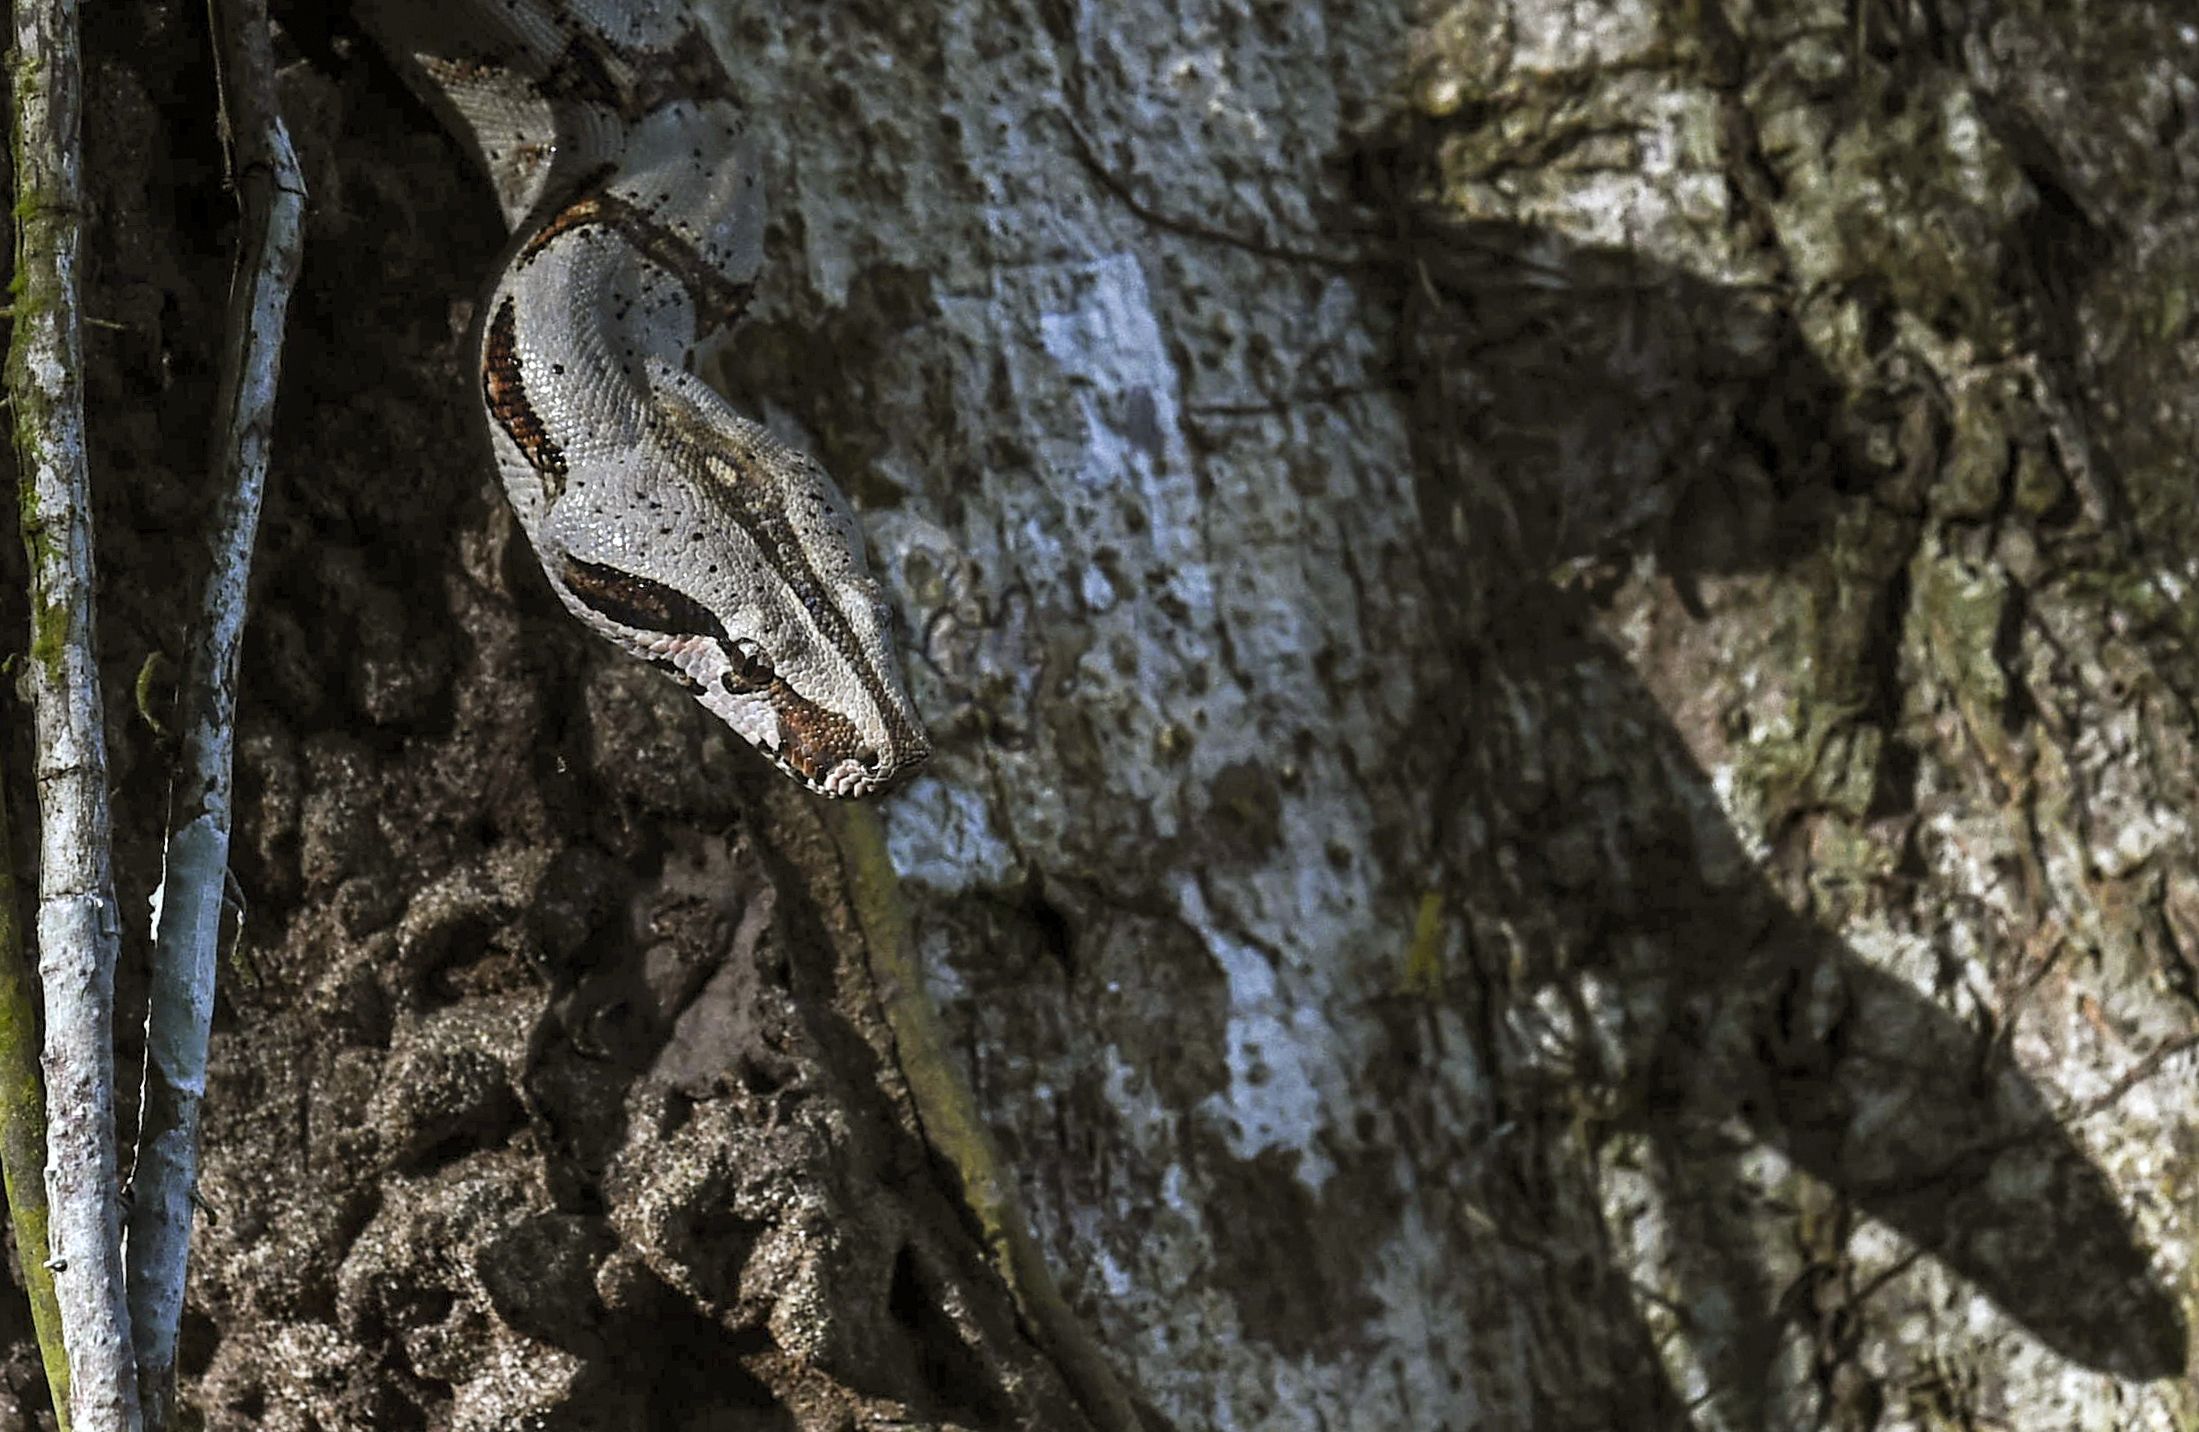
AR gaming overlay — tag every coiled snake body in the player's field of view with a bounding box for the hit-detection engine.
[360,0,929,797]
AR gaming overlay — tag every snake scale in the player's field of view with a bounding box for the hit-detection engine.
[358,0,930,797]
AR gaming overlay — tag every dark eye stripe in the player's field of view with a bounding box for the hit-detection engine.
[561,557,729,645]
[673,442,924,756]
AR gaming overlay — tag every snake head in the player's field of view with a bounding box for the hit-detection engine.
[540,367,930,798]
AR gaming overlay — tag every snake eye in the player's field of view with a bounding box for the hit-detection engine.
[720,641,775,693]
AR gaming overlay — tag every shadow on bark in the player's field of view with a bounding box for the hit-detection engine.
[1353,131,2186,1412]
[1474,602,2184,1392]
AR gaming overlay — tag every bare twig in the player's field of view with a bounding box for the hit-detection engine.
[7,0,144,1425]
[122,0,303,1424]
[0,741,72,1429]
[828,803,1146,1432]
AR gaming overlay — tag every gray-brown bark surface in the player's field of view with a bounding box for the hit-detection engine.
[0,0,2195,1429]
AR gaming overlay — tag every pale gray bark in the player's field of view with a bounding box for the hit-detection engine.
[838,1,2199,1428]
[7,0,142,1425]
[23,1,2199,1429]
[123,0,303,1423]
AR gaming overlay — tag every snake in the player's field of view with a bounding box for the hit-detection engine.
[357,0,930,798]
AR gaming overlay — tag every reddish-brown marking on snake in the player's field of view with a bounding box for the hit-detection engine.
[561,557,730,643]
[517,166,619,257]
[482,298,567,496]
[770,682,864,782]
[518,177,754,337]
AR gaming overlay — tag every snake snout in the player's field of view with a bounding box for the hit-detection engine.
[811,732,929,799]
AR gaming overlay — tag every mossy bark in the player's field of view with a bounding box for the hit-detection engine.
[0,742,71,1429]
[7,0,141,1426]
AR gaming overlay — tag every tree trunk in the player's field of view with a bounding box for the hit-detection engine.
[1,0,2194,1428]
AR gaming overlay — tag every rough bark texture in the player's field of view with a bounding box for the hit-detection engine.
[125,11,304,1424]
[7,0,143,1423]
[0,1,2195,1429]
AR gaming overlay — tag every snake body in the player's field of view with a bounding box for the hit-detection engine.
[359,0,929,797]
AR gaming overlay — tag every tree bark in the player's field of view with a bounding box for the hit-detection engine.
[7,0,142,1423]
[4,0,2195,1428]
[124,0,303,1421]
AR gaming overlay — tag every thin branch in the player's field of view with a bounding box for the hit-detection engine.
[0,741,71,1428]
[828,803,1146,1432]
[6,0,143,1424]
[123,0,304,1424]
